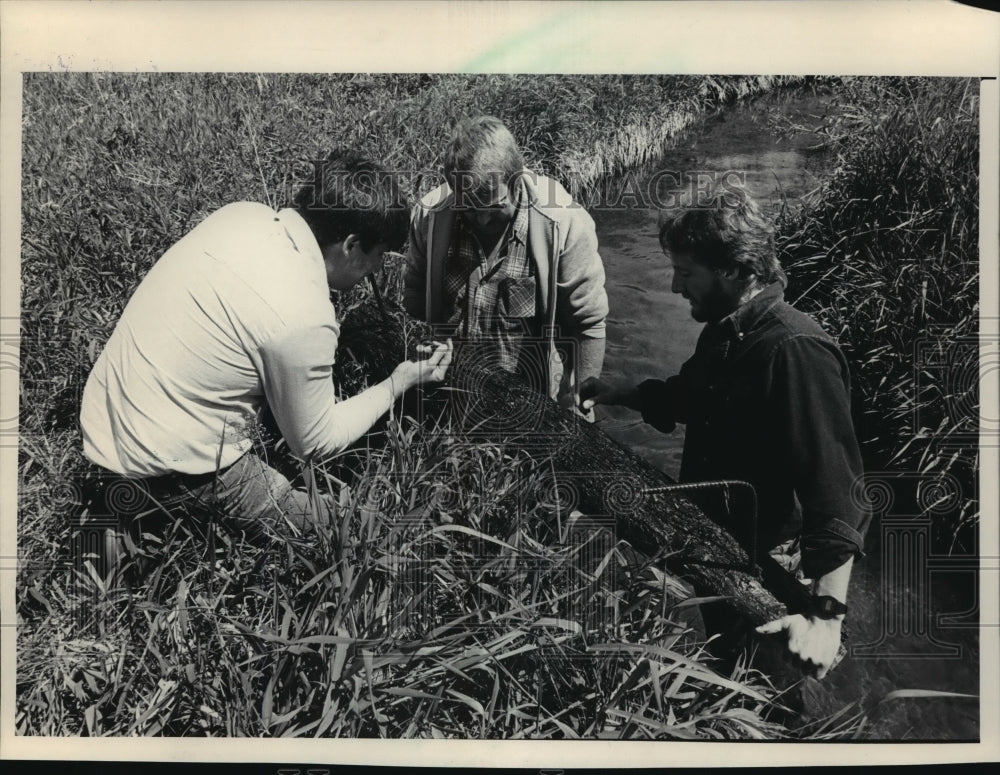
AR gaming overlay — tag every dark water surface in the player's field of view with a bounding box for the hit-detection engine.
[590,88,980,740]
[591,90,836,476]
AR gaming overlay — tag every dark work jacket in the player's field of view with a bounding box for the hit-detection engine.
[636,282,871,579]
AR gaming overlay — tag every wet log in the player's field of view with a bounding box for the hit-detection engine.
[333,300,806,628]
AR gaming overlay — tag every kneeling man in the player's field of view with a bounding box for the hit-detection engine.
[81,150,452,541]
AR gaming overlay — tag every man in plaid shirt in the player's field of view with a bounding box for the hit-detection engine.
[404,116,608,408]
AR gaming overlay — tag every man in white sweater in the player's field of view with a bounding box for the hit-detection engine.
[81,150,451,541]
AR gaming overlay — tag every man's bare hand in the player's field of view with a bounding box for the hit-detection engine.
[755,614,843,680]
[414,339,453,382]
[578,377,638,412]
[392,339,453,392]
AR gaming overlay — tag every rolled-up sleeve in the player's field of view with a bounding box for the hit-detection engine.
[769,335,871,578]
[554,209,608,339]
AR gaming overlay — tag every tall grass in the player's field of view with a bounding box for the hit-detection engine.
[776,77,980,549]
[17,414,791,738]
[18,73,807,738]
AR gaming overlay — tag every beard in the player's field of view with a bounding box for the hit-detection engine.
[688,279,735,324]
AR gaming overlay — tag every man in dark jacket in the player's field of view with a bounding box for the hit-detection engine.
[580,182,870,679]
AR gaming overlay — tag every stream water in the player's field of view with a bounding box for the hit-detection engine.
[589,87,980,740]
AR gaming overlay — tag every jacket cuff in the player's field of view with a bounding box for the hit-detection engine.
[800,517,867,579]
[822,516,867,551]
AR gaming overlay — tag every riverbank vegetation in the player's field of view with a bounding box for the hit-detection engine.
[777,77,980,550]
[17,73,809,739]
[19,417,794,738]
[772,77,981,740]
[16,73,978,739]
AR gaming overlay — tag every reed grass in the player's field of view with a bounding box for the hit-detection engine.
[18,72,980,741]
[17,414,791,738]
[17,73,807,738]
[776,77,980,548]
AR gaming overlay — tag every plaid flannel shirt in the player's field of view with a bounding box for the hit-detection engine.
[443,180,536,372]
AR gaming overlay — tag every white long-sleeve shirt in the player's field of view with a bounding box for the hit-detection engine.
[81,202,376,477]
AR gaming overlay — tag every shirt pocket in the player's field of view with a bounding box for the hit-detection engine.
[498,276,537,321]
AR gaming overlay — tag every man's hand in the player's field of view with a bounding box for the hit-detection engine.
[414,339,454,382]
[391,339,453,393]
[578,376,639,412]
[755,614,843,680]
[557,389,595,421]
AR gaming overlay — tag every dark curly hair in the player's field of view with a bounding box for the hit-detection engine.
[292,149,409,252]
[659,179,786,289]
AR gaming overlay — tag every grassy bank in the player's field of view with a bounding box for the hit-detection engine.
[18,417,789,738]
[17,73,803,738]
[776,77,980,550]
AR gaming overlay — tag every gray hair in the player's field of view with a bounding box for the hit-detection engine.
[443,116,525,207]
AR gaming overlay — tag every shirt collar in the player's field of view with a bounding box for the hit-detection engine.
[715,281,785,341]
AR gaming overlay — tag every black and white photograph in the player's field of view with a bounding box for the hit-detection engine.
[1,0,998,769]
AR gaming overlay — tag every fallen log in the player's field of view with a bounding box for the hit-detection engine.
[332,298,813,629]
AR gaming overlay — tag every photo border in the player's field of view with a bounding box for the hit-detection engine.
[2,0,998,767]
